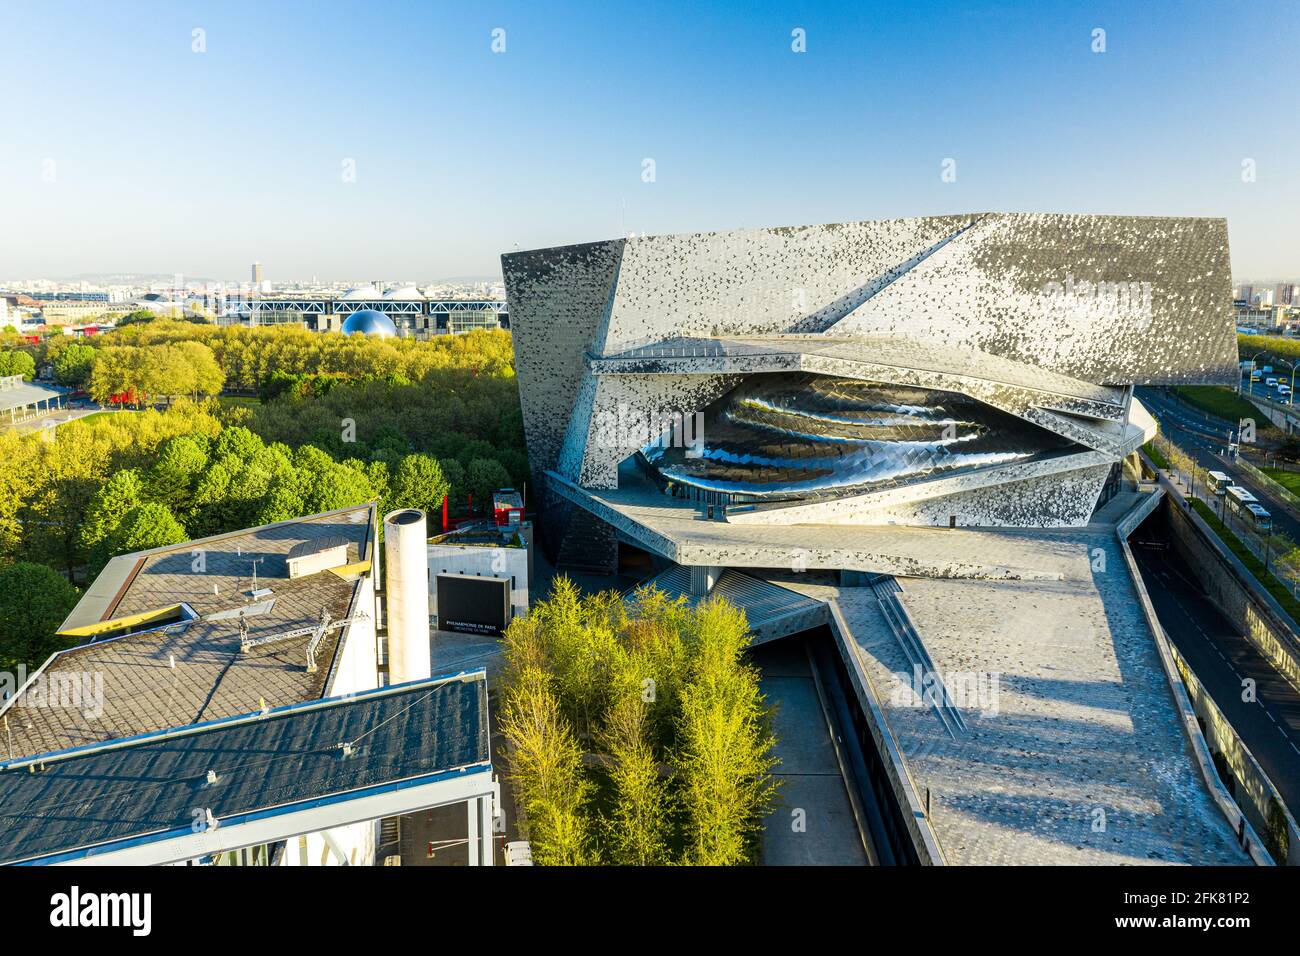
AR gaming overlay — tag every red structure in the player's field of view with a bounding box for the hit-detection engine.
[492,489,524,527]
[107,387,142,406]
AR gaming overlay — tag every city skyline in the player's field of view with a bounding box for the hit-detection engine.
[2,0,1298,279]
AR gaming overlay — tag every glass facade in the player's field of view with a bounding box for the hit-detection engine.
[448,309,503,333]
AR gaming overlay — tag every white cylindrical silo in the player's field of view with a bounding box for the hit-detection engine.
[383,508,431,684]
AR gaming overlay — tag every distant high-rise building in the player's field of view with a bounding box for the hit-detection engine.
[1276,283,1297,306]
[1256,288,1275,307]
[251,262,263,286]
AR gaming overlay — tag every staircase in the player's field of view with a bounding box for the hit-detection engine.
[868,575,968,738]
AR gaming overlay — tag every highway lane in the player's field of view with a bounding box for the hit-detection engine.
[1131,535,1300,818]
[1137,386,1300,545]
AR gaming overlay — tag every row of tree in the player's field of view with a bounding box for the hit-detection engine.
[93,319,517,389]
[85,341,225,405]
[18,319,526,487]
[500,579,778,866]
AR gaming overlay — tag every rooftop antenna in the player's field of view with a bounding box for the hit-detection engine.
[248,557,264,596]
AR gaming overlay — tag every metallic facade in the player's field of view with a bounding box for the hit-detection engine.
[641,374,1077,503]
[502,213,1235,532]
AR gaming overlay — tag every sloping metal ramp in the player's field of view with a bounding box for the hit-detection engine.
[0,673,493,866]
[630,566,829,644]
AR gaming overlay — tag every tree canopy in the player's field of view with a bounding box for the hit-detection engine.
[0,562,80,672]
[0,350,36,381]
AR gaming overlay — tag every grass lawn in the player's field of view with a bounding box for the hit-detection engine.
[1174,386,1276,430]
[1142,441,1169,469]
[67,410,135,426]
[1261,467,1300,496]
[218,395,262,408]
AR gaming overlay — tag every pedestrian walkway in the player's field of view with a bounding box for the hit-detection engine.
[753,638,870,866]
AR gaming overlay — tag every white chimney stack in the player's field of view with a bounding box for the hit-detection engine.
[383,508,431,684]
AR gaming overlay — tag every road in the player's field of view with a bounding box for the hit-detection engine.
[1131,533,1300,818]
[1137,386,1300,544]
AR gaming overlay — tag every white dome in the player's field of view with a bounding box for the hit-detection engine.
[341,284,380,301]
[382,285,422,301]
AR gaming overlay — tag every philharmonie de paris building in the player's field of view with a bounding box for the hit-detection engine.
[501,213,1262,865]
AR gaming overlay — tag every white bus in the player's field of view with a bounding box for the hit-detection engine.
[1226,485,1257,508]
[1206,471,1234,496]
[1246,502,1273,531]
[1224,485,1271,529]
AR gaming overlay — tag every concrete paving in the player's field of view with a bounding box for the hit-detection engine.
[752,638,870,866]
[780,524,1251,865]
[551,462,1073,582]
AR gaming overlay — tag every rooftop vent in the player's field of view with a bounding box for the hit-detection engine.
[285,536,351,579]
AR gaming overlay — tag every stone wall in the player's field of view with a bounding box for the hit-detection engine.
[1164,497,1300,691]
[1173,645,1299,864]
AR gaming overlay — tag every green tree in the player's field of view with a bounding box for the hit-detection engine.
[213,424,264,461]
[79,469,145,575]
[110,502,187,555]
[390,453,450,515]
[673,599,778,866]
[0,562,80,672]
[308,461,377,514]
[172,340,225,398]
[439,458,466,507]
[499,658,597,866]
[600,652,674,865]
[0,350,36,380]
[145,434,209,512]
[456,439,497,470]
[466,457,512,512]
[188,461,234,537]
[51,343,97,387]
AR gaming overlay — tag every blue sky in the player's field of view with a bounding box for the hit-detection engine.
[1,0,1296,281]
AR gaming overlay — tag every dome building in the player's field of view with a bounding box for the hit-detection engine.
[340,308,397,338]
[381,285,422,301]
